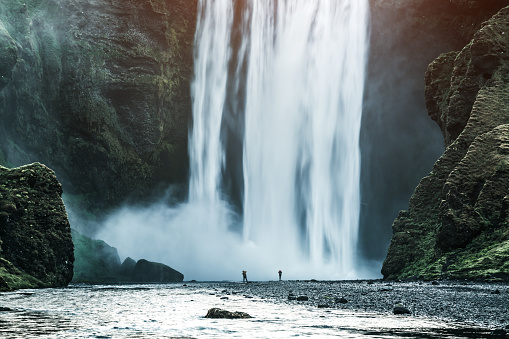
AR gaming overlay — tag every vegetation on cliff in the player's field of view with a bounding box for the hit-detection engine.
[382,6,509,281]
[0,0,197,220]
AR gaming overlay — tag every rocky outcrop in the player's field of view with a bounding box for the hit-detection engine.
[360,0,508,260]
[72,230,183,283]
[131,259,184,283]
[0,0,197,218]
[382,6,509,281]
[0,163,74,291]
[71,229,122,283]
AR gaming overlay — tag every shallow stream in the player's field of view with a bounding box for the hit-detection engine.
[0,283,503,338]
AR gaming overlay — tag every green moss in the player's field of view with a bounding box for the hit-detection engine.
[0,258,46,291]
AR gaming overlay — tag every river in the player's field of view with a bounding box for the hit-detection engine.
[0,281,505,338]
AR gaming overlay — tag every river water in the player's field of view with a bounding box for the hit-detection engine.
[0,283,498,338]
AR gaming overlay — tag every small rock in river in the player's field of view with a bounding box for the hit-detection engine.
[335,297,348,304]
[297,296,309,301]
[205,308,252,319]
[393,304,411,315]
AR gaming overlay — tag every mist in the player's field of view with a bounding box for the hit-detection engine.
[95,197,382,281]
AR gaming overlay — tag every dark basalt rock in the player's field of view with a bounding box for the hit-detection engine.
[119,257,137,277]
[132,259,183,283]
[382,6,509,281]
[0,163,74,291]
[205,308,252,319]
[393,304,412,315]
[71,231,183,283]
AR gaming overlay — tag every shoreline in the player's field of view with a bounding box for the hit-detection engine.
[189,279,509,332]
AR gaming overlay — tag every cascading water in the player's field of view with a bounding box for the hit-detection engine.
[189,0,370,278]
[99,0,371,281]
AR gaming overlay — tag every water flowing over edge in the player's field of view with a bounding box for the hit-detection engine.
[98,0,375,281]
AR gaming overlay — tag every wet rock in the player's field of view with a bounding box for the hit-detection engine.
[393,304,412,315]
[335,297,348,304]
[297,296,309,301]
[205,308,252,319]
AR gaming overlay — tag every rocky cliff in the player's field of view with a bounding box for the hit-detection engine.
[72,229,183,283]
[382,6,509,281]
[0,163,74,291]
[0,0,197,218]
[360,0,508,259]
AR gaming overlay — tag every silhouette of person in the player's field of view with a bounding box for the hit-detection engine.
[278,270,282,281]
[242,270,248,283]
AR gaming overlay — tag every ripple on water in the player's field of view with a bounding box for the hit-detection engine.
[0,284,499,338]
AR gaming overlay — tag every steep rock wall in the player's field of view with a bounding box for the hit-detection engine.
[0,0,197,217]
[360,0,507,259]
[382,6,509,280]
[0,163,74,290]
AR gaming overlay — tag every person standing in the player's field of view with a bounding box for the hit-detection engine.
[242,270,248,283]
[278,270,282,281]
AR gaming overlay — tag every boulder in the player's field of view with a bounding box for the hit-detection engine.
[131,259,183,282]
[204,308,252,319]
[0,163,74,290]
[393,304,412,315]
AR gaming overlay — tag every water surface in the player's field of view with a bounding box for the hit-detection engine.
[0,283,496,338]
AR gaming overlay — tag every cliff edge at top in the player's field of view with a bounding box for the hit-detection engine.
[382,6,509,281]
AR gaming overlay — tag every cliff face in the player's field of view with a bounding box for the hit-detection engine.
[0,163,74,291]
[360,0,508,259]
[0,0,197,216]
[382,6,509,280]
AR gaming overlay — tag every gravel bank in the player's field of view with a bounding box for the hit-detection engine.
[197,280,509,334]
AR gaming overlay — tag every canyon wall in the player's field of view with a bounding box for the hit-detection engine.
[0,0,197,220]
[382,6,509,280]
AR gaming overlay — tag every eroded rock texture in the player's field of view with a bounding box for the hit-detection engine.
[0,163,74,291]
[382,6,509,280]
[0,0,197,217]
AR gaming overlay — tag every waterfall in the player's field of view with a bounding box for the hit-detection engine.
[189,0,370,278]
